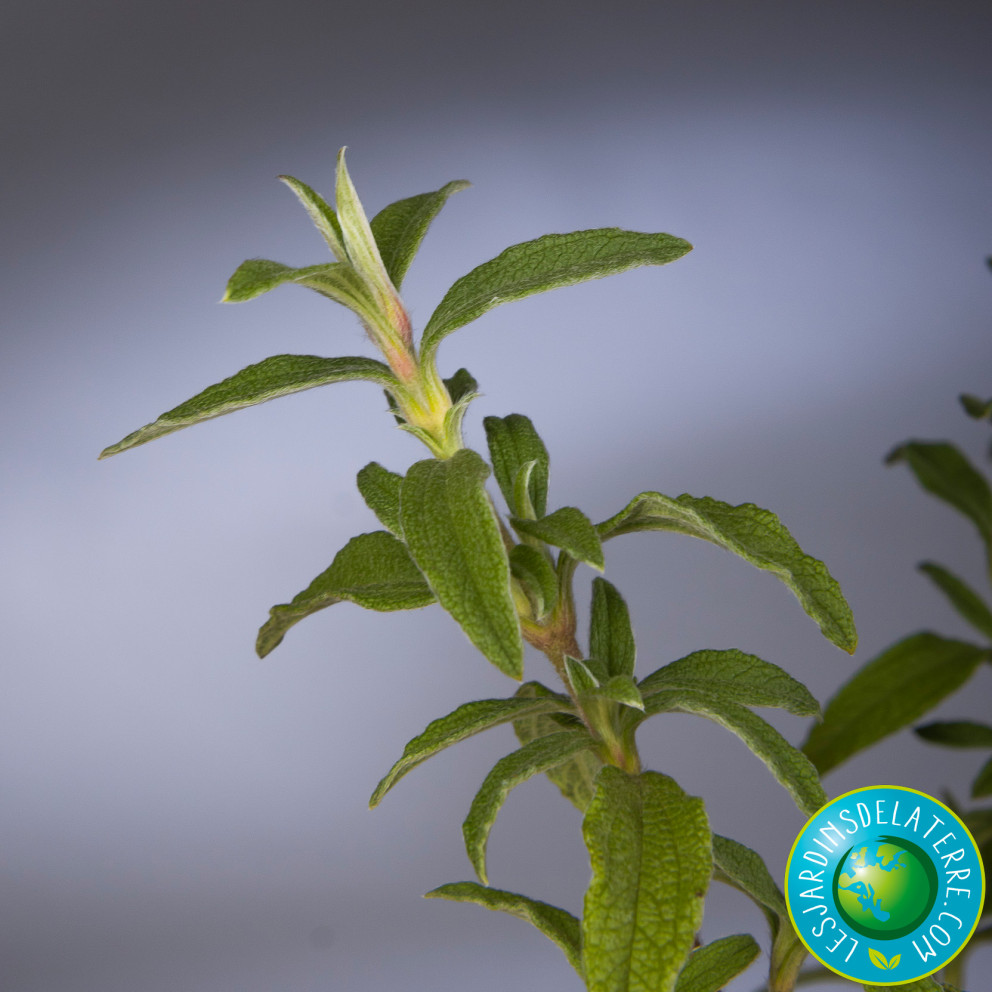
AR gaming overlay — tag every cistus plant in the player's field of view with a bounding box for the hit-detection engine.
[102,149,863,992]
[804,392,992,988]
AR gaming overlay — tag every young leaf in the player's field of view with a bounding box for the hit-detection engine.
[887,441,992,550]
[400,449,524,678]
[803,633,989,775]
[369,179,471,288]
[421,228,693,361]
[356,462,404,537]
[595,675,645,711]
[425,881,582,976]
[711,833,787,925]
[334,148,394,297]
[508,545,558,619]
[443,367,479,404]
[463,730,595,883]
[513,682,603,811]
[100,355,397,458]
[673,934,760,992]
[597,492,857,653]
[918,561,992,640]
[589,578,636,679]
[914,720,992,748]
[961,393,992,420]
[582,768,711,992]
[256,531,434,658]
[566,656,601,695]
[973,754,992,798]
[369,694,569,807]
[278,174,347,260]
[483,414,550,518]
[512,507,605,571]
[639,649,819,717]
[644,689,825,816]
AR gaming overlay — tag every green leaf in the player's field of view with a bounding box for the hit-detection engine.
[464,730,595,883]
[356,462,404,537]
[513,682,602,811]
[673,934,760,992]
[887,441,992,549]
[918,562,992,640]
[639,649,820,717]
[443,367,479,404]
[582,768,711,992]
[863,977,943,992]
[512,507,605,571]
[961,393,992,420]
[334,148,394,295]
[711,833,787,925]
[421,228,693,361]
[643,689,825,815]
[483,414,550,518]
[597,492,857,653]
[425,881,582,976]
[100,354,398,458]
[566,656,601,695]
[278,174,347,260]
[508,545,558,619]
[369,694,570,807]
[400,449,524,678]
[370,179,471,288]
[803,633,988,775]
[256,531,434,658]
[595,675,645,711]
[915,720,992,748]
[973,754,992,798]
[589,578,636,679]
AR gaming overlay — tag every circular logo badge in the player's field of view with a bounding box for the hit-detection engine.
[785,786,985,984]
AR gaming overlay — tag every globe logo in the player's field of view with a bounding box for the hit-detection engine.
[833,835,938,940]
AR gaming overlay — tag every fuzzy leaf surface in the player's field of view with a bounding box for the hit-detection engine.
[594,675,645,711]
[256,531,434,657]
[370,694,569,807]
[278,174,346,259]
[887,441,992,549]
[509,544,558,618]
[512,507,605,571]
[589,578,636,679]
[639,649,819,717]
[914,720,992,748]
[426,881,582,975]
[582,768,711,992]
[356,462,404,536]
[484,414,550,518]
[673,934,760,992]
[711,833,787,925]
[401,449,524,678]
[644,689,825,815]
[464,730,595,882]
[918,562,992,640]
[100,355,396,457]
[803,633,988,775]
[443,367,479,404]
[597,492,856,652]
[422,228,693,360]
[370,180,470,287]
[513,682,602,811]
[334,148,392,293]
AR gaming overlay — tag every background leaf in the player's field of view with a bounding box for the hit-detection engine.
[914,720,992,748]
[887,441,992,550]
[400,450,524,678]
[483,414,550,518]
[803,633,988,775]
[512,506,605,570]
[972,754,992,798]
[639,648,819,717]
[100,355,396,457]
[370,179,470,288]
[597,492,857,653]
[421,228,692,360]
[673,934,760,992]
[463,730,595,883]
[513,682,602,811]
[589,578,636,679]
[918,561,992,640]
[582,768,711,992]
[256,530,434,657]
[369,694,568,807]
[425,881,582,975]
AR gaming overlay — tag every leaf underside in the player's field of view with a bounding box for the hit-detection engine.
[673,934,760,992]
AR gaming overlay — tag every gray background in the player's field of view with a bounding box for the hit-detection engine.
[3,1,991,989]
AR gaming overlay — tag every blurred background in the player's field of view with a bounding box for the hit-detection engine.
[2,1,990,989]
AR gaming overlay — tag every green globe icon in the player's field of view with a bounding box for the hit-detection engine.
[833,836,938,940]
